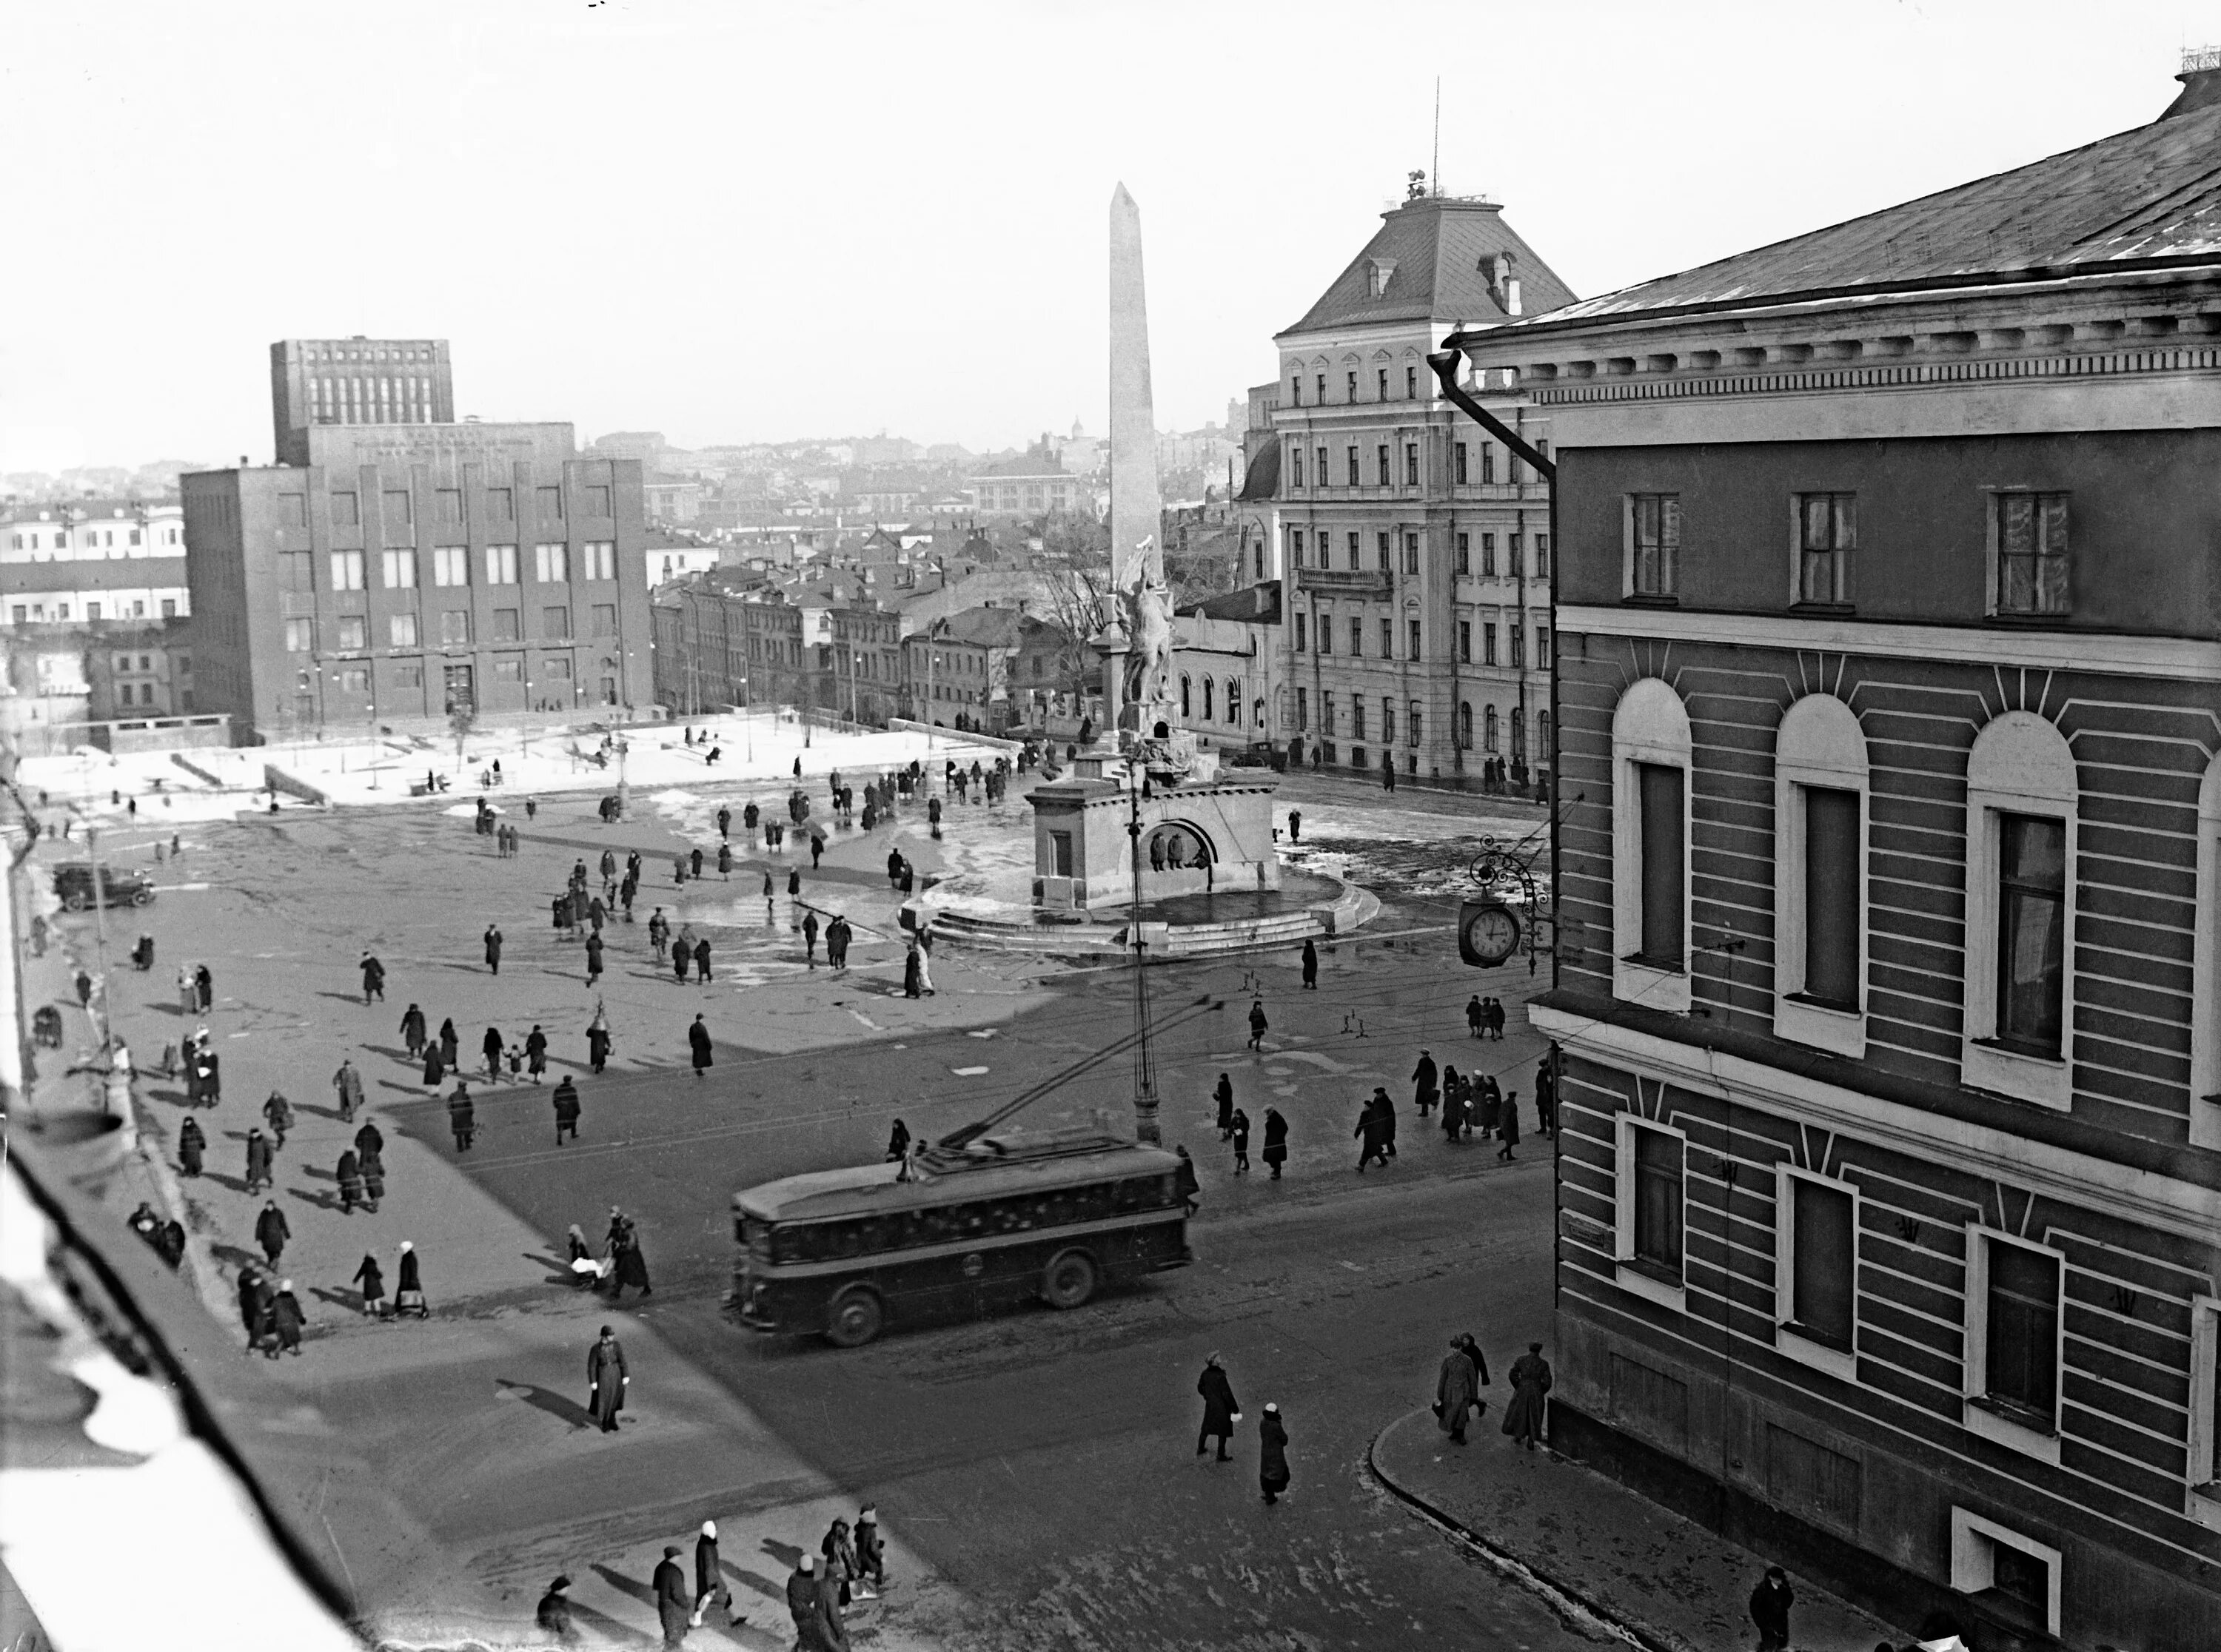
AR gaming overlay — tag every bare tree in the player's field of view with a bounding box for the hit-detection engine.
[449,704,477,770]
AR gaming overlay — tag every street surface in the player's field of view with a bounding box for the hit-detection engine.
[25,759,1585,1648]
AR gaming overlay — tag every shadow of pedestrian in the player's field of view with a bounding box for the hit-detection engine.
[722,1559,787,1602]
[497,1378,595,1431]
[564,1597,660,1647]
[144,1000,186,1016]
[307,1286,365,1314]
[142,1087,190,1109]
[312,991,369,1007]
[210,1240,259,1272]
[757,1539,804,1570]
[523,1249,582,1285]
[287,1184,348,1213]
[199,1171,259,1195]
[587,1561,657,1608]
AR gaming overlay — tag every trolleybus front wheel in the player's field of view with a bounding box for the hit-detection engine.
[1042,1249,1098,1310]
[825,1286,885,1348]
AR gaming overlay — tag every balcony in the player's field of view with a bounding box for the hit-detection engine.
[1294,565,1394,597]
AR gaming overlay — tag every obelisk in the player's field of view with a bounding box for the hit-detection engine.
[1108,183,1173,726]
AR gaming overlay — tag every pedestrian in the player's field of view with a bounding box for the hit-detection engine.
[255,1199,290,1266]
[1487,996,1507,1041]
[238,1264,269,1350]
[649,908,670,963]
[1214,1072,1235,1138]
[337,1148,364,1212]
[1534,1059,1556,1138]
[353,1252,386,1317]
[1381,751,1396,792]
[694,936,712,984]
[653,1544,690,1646]
[422,1037,446,1089]
[690,846,704,880]
[585,931,604,985]
[1196,1352,1239,1460]
[1247,998,1267,1051]
[854,1505,886,1592]
[526,1024,549,1082]
[672,934,691,983]
[1498,1090,1521,1161]
[553,1075,581,1142]
[332,1056,363,1122]
[401,1003,429,1059]
[1173,1144,1201,1215]
[537,1576,577,1642]
[262,1088,294,1149]
[1441,1070,1468,1141]
[76,970,95,1009]
[1467,994,1484,1038]
[828,914,850,970]
[155,1219,186,1269]
[1503,1341,1552,1450]
[785,1557,833,1651]
[1354,1096,1388,1171]
[483,923,503,975]
[244,1127,273,1192]
[1258,1403,1290,1504]
[1412,1049,1438,1117]
[1230,1107,1250,1174]
[1262,1107,1288,1179]
[803,910,820,966]
[439,1017,460,1069]
[607,1209,654,1297]
[761,870,775,919]
[195,963,213,1011]
[1436,1336,1482,1443]
[1287,807,1302,843]
[1749,1566,1795,1652]
[177,965,195,1016]
[177,1114,205,1177]
[269,1279,305,1357]
[1301,936,1318,989]
[1376,1086,1399,1157]
[914,933,934,995]
[586,1005,612,1074]
[359,1145,385,1210]
[392,1240,428,1317]
[448,1081,476,1150]
[884,1118,911,1163]
[689,1013,712,1076]
[361,951,386,1004]
[693,1520,743,1629]
[482,1024,506,1081]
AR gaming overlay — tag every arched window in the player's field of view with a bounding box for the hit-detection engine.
[1961,711,2077,1109]
[1456,702,1473,748]
[1179,674,1191,719]
[1773,694,1869,1057]
[1201,677,1213,720]
[1225,678,1240,723]
[1484,705,1498,753]
[1253,697,1265,729]
[1538,711,1552,764]
[1612,677,1693,1013]
[1408,700,1422,747]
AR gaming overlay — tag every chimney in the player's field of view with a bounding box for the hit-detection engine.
[2164,44,2221,118]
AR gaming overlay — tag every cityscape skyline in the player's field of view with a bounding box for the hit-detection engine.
[4,0,2203,474]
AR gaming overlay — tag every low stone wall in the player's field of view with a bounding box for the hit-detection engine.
[920,878,1378,960]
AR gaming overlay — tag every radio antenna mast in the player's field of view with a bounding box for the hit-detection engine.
[1432,78,1441,195]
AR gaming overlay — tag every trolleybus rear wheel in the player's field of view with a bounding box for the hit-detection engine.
[1042,1249,1097,1310]
[824,1287,884,1348]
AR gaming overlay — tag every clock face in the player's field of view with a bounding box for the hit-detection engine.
[1463,902,1520,967]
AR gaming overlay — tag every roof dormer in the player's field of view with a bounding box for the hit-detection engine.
[1365,258,1397,299]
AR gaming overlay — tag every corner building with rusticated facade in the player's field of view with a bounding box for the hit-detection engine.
[1449,58,2221,1652]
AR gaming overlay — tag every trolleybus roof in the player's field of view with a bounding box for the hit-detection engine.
[734,1128,1181,1224]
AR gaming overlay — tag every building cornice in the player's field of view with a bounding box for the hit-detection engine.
[1530,1004,2221,1249]
[1556,603,2221,679]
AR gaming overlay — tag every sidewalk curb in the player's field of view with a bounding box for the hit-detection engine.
[129,1093,237,1336]
[1364,1411,1688,1652]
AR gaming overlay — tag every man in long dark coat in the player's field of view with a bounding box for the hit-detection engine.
[689,1014,712,1076]
[526,1025,549,1082]
[395,1240,426,1316]
[1535,1059,1556,1137]
[448,1082,476,1150]
[361,952,385,1004]
[401,1004,429,1059]
[607,1210,653,1298]
[177,1114,205,1177]
[1195,1352,1239,1460]
[1262,1107,1289,1179]
[693,936,711,983]
[1497,1090,1521,1161]
[1300,937,1318,989]
[1354,1097,1388,1172]
[1375,1086,1398,1158]
[1258,1403,1290,1504]
[269,1279,305,1357]
[483,923,503,976]
[587,1325,628,1433]
[1504,1341,1552,1449]
[553,1075,581,1143]
[336,1149,364,1213]
[244,1126,273,1192]
[1436,1336,1481,1443]
[651,1544,689,1645]
[692,1520,743,1628]
[1410,1050,1438,1116]
[439,1018,460,1068]
[332,1057,364,1122]
[482,1024,506,1081]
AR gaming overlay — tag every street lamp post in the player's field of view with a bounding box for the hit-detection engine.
[1125,769,1159,1144]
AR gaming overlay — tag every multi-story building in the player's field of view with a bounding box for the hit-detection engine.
[968,443,1082,517]
[651,568,763,715]
[1453,56,2221,1652]
[182,423,651,741]
[87,629,195,719]
[1173,582,1282,750]
[643,479,704,523]
[1272,189,1572,786]
[905,606,1028,731]
[269,338,454,467]
[2,498,189,625]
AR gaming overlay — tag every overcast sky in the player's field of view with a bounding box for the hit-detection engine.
[4,0,2211,472]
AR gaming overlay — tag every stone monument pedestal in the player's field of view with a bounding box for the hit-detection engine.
[1030,772,1280,913]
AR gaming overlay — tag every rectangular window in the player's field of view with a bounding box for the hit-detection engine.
[536,486,563,519]
[1787,1177,1855,1352]
[535,543,569,582]
[1798,492,1855,605]
[1407,366,1418,399]
[1295,687,1308,731]
[439,609,473,645]
[1347,445,1360,486]
[584,484,611,516]
[1480,533,1496,576]
[1995,491,2069,616]
[435,488,463,524]
[1316,446,1328,489]
[1382,699,1396,743]
[1630,494,1681,597]
[1353,699,1367,739]
[1455,532,1470,574]
[382,548,418,588]
[85,603,102,621]
[1535,534,1550,579]
[1377,531,1391,571]
[591,603,617,637]
[1632,1124,1684,1279]
[1347,531,1361,570]
[1293,613,1307,651]
[329,551,365,591]
[1402,532,1420,574]
[1349,617,1362,656]
[1636,762,1686,968]
[382,488,412,524]
[1996,814,2066,1055]
[582,541,616,580]
[432,546,469,588]
[1803,787,1861,1008]
[1316,613,1330,654]
[1458,622,1472,663]
[331,491,359,526]
[1404,442,1419,486]
[1408,700,1422,747]
[1984,1238,2060,1426]
[492,656,523,682]
[492,608,521,641]
[1507,532,1524,577]
[486,487,514,521]
[1509,624,1524,670]
[337,667,369,694]
[284,618,314,653]
[389,613,418,647]
[1290,449,1304,489]
[1481,446,1496,484]
[484,543,519,585]
[543,605,572,638]
[335,615,367,651]
[542,657,572,681]
[394,663,424,689]
[1376,444,1390,487]
[1407,620,1421,659]
[1483,623,1498,666]
[1536,625,1552,668]
[1288,528,1304,567]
